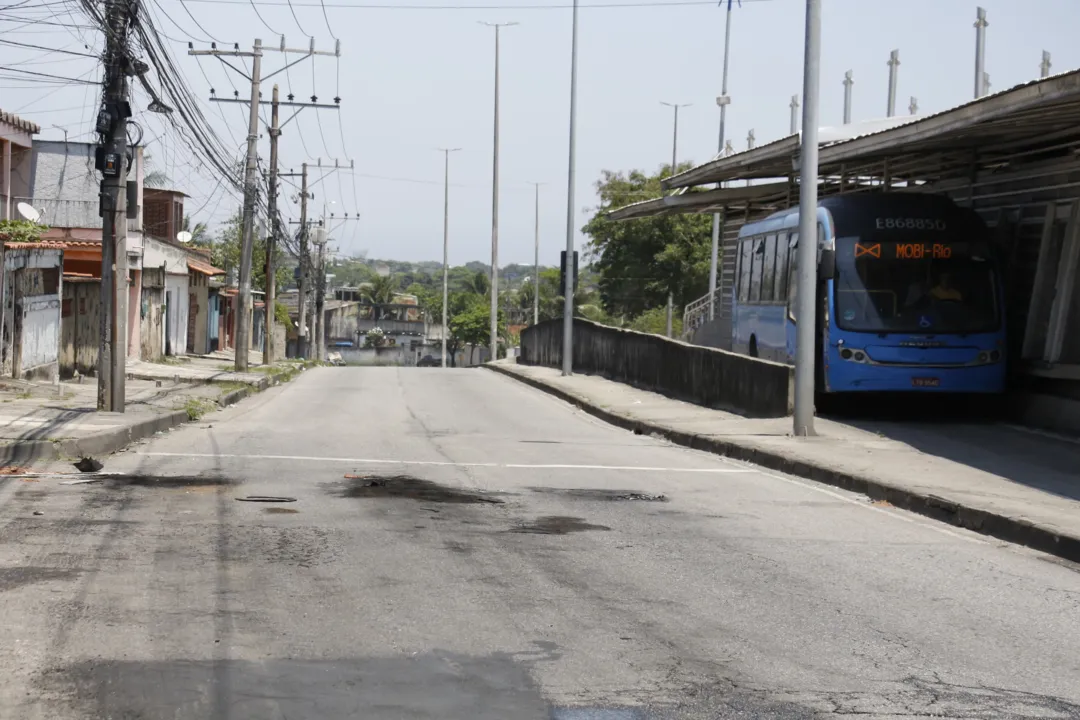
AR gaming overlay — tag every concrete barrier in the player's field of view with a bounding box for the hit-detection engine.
[519,318,794,417]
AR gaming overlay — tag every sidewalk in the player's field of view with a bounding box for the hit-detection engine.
[0,355,311,466]
[488,361,1080,564]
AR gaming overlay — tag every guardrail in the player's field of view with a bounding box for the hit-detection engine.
[520,318,793,417]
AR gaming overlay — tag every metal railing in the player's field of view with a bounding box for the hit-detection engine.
[681,289,721,339]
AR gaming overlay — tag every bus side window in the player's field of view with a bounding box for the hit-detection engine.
[775,232,791,301]
[761,234,777,302]
[749,237,765,302]
[787,233,799,321]
[737,239,752,302]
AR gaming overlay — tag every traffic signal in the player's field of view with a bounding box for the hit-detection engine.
[559,250,579,296]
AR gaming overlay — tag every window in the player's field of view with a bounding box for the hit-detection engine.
[737,238,753,302]
[775,232,791,301]
[788,233,799,321]
[749,236,765,302]
[761,234,777,301]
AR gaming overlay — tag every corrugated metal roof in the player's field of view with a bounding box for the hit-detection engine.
[661,67,1080,191]
[606,181,792,221]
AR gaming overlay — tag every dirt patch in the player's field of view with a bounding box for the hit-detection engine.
[337,475,504,505]
[510,516,611,535]
[529,487,667,502]
[264,507,300,514]
[106,474,237,490]
[0,566,79,592]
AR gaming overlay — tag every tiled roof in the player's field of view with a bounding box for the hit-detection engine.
[3,241,66,250]
[187,257,225,276]
[0,109,40,134]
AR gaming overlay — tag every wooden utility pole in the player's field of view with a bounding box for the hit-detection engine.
[264,84,280,365]
[97,0,131,411]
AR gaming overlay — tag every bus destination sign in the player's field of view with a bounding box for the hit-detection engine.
[853,241,980,261]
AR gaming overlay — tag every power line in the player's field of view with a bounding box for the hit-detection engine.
[0,65,100,83]
[177,0,774,8]
[0,37,98,57]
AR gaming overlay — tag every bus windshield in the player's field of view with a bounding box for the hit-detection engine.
[833,236,999,335]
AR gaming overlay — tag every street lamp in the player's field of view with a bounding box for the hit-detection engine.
[794,0,822,436]
[439,148,461,369]
[562,0,579,376]
[480,20,518,363]
[659,101,692,178]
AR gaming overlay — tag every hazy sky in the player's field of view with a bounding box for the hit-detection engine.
[4,0,1080,266]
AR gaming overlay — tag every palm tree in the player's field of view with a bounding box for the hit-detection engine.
[182,216,209,245]
[362,275,399,306]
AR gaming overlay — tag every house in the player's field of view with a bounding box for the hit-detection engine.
[0,110,37,221]
[22,140,146,363]
[186,248,225,355]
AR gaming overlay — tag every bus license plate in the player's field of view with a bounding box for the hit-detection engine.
[912,377,940,388]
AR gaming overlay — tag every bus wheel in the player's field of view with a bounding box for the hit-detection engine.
[748,336,759,358]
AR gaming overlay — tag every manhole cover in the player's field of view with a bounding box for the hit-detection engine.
[235,496,297,503]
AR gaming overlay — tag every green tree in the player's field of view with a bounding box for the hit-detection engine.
[582,165,713,319]
[363,275,399,305]
[182,215,209,245]
[209,211,289,293]
[628,306,681,337]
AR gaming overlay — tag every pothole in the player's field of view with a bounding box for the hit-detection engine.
[236,496,297,503]
[337,475,504,505]
[529,488,667,502]
[510,516,610,535]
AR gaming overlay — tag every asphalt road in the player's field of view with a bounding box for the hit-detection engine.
[2,366,1079,719]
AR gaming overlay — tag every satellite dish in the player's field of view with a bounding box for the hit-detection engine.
[176,231,193,243]
[16,202,40,223]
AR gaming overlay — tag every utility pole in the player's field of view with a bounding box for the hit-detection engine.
[97,0,132,412]
[708,0,734,322]
[790,95,800,135]
[436,148,457,369]
[314,226,328,361]
[974,7,988,98]
[562,0,579,376]
[886,49,899,117]
[297,163,310,358]
[795,0,822,437]
[234,38,263,371]
[193,35,341,368]
[530,182,543,326]
[481,21,517,363]
[842,70,853,124]
[264,84,280,365]
[660,101,691,177]
[1041,50,1052,79]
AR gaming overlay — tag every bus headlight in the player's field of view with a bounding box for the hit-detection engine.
[840,348,853,360]
[989,350,1001,362]
[978,352,989,364]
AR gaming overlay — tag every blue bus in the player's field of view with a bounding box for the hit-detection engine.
[732,193,1005,394]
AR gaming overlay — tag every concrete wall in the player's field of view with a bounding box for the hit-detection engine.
[60,279,100,377]
[5,247,63,379]
[520,318,794,418]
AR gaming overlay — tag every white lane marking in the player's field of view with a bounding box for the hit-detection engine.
[728,459,986,545]
[136,452,755,474]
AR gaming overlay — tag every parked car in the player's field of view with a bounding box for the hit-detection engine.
[417,355,441,367]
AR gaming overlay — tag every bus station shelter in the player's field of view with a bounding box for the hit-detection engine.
[607,69,1080,432]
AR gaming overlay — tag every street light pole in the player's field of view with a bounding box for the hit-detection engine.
[794,0,822,437]
[561,0,578,376]
[439,148,460,369]
[659,101,691,177]
[709,2,734,321]
[481,20,518,364]
[530,182,544,326]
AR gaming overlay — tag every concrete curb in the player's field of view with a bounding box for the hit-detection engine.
[0,361,317,468]
[125,370,270,391]
[486,363,1080,565]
